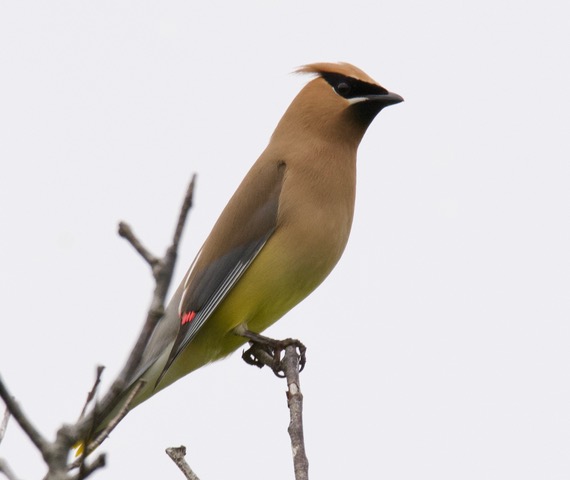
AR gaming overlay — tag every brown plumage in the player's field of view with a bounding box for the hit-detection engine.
[85,62,403,440]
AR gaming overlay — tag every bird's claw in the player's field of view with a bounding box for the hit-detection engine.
[241,336,306,377]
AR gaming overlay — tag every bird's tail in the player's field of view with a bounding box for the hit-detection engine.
[73,440,86,457]
[72,380,146,457]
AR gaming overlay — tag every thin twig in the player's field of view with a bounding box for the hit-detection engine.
[75,176,197,441]
[282,345,309,480]
[0,406,10,445]
[118,222,159,268]
[78,366,105,420]
[0,459,21,480]
[71,454,106,480]
[240,336,309,480]
[172,174,196,250]
[0,176,197,480]
[166,446,201,480]
[0,378,49,457]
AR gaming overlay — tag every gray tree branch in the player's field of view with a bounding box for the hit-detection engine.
[0,176,197,480]
[166,446,201,480]
[282,345,309,480]
[0,458,22,480]
[2,173,312,480]
[0,407,10,445]
[166,338,309,480]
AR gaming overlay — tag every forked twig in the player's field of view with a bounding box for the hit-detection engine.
[74,175,197,442]
[0,176,197,480]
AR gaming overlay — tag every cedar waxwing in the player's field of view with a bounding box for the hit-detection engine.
[86,62,402,439]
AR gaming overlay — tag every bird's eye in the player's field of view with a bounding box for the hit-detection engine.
[336,82,351,97]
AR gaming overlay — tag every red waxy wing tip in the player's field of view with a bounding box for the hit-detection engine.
[181,311,196,325]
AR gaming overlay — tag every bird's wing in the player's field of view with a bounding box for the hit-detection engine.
[156,159,287,384]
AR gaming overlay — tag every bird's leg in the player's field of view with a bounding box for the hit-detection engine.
[237,329,306,377]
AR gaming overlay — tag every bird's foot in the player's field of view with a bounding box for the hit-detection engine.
[239,330,306,377]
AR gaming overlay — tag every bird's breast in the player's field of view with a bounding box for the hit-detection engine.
[215,155,356,334]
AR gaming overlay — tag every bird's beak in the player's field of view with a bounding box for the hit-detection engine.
[347,91,404,108]
[365,91,404,107]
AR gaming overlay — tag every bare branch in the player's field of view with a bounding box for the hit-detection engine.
[78,366,105,421]
[0,176,198,480]
[0,406,10,445]
[71,454,106,480]
[0,459,21,480]
[239,333,309,480]
[118,222,160,268]
[172,174,196,250]
[0,378,49,457]
[282,346,309,480]
[75,176,197,441]
[165,446,201,480]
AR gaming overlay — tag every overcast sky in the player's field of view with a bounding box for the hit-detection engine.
[1,1,569,479]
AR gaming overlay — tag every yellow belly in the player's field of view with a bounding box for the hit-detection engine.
[159,218,346,389]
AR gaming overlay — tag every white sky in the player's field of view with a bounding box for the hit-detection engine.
[1,1,569,479]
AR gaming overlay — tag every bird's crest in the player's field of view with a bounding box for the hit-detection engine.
[295,62,379,86]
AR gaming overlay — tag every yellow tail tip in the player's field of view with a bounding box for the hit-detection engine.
[73,441,85,457]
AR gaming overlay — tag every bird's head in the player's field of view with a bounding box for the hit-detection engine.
[272,62,403,148]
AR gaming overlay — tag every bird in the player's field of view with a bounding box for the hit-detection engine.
[83,62,403,446]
